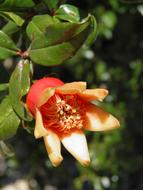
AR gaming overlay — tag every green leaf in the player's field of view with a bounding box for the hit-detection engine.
[9,59,32,121]
[55,4,80,23]
[26,14,59,40]
[43,0,58,11]
[30,21,89,49]
[27,15,94,66]
[0,83,9,101]
[0,83,9,92]
[0,96,20,140]
[2,21,19,35]
[0,0,35,9]
[30,43,76,66]
[0,11,24,26]
[0,30,19,60]
[0,141,14,157]
[86,15,98,46]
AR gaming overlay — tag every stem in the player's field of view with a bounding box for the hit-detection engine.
[16,50,29,59]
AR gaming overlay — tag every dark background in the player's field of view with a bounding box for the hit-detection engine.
[0,0,143,189]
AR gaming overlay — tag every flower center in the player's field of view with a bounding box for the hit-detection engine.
[40,93,86,133]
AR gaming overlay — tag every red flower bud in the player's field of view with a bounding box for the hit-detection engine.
[26,77,64,115]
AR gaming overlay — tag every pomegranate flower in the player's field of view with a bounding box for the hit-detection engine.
[26,77,120,167]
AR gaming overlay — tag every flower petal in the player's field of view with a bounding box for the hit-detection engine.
[60,129,90,166]
[84,103,120,131]
[44,130,63,167]
[79,89,108,101]
[56,82,86,94]
[37,88,55,107]
[34,109,49,138]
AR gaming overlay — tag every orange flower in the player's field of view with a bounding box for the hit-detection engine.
[26,77,120,167]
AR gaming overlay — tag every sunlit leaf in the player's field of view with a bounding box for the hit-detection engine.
[0,0,35,9]
[27,15,96,66]
[9,59,32,121]
[26,14,59,40]
[86,15,98,46]
[2,20,19,35]
[0,83,9,101]
[0,96,20,140]
[43,0,58,11]
[55,4,80,22]
[31,21,89,49]
[0,11,24,26]
[0,83,9,92]
[30,43,76,66]
[0,30,19,60]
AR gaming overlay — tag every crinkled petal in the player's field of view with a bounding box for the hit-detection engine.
[84,103,120,131]
[44,130,63,167]
[56,82,86,94]
[79,89,108,101]
[60,129,90,166]
[34,109,49,138]
[37,88,55,107]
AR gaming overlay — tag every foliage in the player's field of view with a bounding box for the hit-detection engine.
[0,0,97,141]
[0,0,143,190]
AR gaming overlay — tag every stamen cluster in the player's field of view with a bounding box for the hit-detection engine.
[40,94,85,133]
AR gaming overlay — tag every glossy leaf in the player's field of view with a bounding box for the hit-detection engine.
[9,59,32,121]
[0,30,19,60]
[0,83,8,101]
[31,21,89,49]
[26,14,59,40]
[0,83,9,92]
[0,11,24,26]
[43,0,58,11]
[2,21,19,35]
[0,96,20,140]
[55,4,80,22]
[0,0,35,9]
[27,15,95,66]
[30,43,75,66]
[0,141,14,157]
[86,15,98,46]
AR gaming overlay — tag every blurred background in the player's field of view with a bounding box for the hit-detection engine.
[0,0,143,189]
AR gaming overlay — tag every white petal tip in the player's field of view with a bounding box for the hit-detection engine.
[61,130,90,167]
[85,104,120,132]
